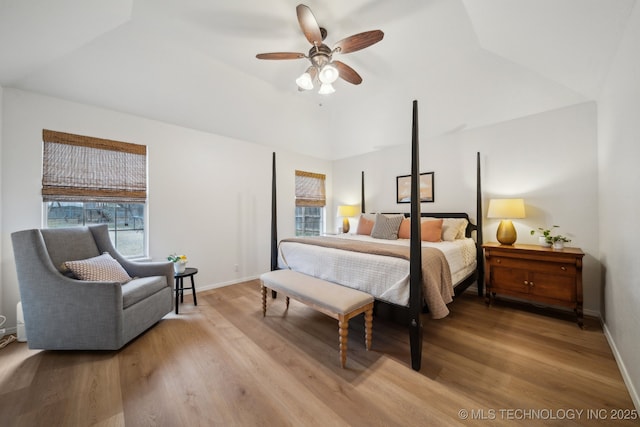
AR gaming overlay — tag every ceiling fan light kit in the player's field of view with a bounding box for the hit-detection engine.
[256,4,384,95]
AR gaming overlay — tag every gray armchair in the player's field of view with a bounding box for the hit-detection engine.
[11,224,173,350]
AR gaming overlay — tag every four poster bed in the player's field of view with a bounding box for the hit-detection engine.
[269,100,483,371]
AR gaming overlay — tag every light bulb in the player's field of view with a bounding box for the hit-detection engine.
[295,72,314,91]
[319,64,339,84]
[318,83,335,95]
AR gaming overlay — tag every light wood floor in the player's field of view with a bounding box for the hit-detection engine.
[0,280,637,426]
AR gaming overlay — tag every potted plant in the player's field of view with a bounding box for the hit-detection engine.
[530,226,558,247]
[168,254,188,274]
[548,234,571,250]
[531,226,571,249]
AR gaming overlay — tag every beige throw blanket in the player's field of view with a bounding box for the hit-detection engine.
[279,237,454,318]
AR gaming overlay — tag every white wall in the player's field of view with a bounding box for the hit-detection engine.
[334,101,600,315]
[0,88,331,330]
[597,2,640,409]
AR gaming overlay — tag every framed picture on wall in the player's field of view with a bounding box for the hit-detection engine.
[396,172,434,203]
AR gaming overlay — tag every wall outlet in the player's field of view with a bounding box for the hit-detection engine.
[0,328,6,336]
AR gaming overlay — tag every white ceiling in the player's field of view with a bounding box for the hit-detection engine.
[0,0,635,160]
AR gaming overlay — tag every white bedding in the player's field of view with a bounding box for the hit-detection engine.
[277,234,477,307]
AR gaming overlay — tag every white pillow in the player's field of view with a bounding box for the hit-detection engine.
[64,252,132,283]
[447,218,469,239]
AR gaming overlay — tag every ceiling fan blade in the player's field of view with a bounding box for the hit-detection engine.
[334,61,363,85]
[334,30,384,54]
[256,52,306,60]
[296,4,323,45]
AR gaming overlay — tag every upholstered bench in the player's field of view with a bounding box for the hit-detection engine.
[260,269,374,368]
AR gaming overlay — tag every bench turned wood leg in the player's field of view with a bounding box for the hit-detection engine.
[364,308,373,351]
[261,284,267,317]
[338,316,348,369]
[285,296,290,309]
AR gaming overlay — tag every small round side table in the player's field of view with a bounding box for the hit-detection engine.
[173,267,198,314]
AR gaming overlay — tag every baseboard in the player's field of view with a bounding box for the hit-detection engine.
[602,322,640,411]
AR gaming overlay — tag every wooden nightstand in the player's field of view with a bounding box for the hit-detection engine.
[483,242,585,327]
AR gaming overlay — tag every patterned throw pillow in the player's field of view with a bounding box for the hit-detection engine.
[64,253,132,283]
[370,213,403,240]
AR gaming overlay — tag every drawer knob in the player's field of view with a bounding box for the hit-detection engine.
[530,282,534,287]
[561,266,567,271]
[524,280,529,285]
[496,259,501,263]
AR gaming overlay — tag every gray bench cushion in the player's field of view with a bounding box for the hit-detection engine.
[122,276,168,308]
[260,269,374,315]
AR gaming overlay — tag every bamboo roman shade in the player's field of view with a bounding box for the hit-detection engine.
[295,170,326,207]
[42,129,147,203]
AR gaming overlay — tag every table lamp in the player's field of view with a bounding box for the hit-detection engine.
[336,205,359,233]
[487,198,526,245]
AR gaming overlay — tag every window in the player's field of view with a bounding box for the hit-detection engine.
[42,130,147,258]
[295,170,326,236]
[46,202,145,257]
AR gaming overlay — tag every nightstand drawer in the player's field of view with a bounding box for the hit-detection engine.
[492,257,576,276]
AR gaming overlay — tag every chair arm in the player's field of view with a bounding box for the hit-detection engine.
[120,259,174,289]
[27,277,125,349]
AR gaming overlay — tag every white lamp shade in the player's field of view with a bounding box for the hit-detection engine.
[319,63,339,84]
[336,205,359,217]
[318,83,335,95]
[295,72,314,91]
[487,198,526,219]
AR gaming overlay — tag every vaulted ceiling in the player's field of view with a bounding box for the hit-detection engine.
[0,0,635,160]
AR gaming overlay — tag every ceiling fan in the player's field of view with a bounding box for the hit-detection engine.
[256,4,384,94]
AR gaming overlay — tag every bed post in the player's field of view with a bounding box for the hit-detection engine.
[476,152,484,297]
[409,100,423,371]
[361,171,365,213]
[270,152,278,298]
[271,152,278,271]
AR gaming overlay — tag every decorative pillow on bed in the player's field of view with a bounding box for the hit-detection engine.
[398,218,443,242]
[439,219,460,241]
[444,218,469,240]
[398,218,411,239]
[421,219,443,242]
[64,252,132,283]
[370,213,403,240]
[356,215,375,235]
